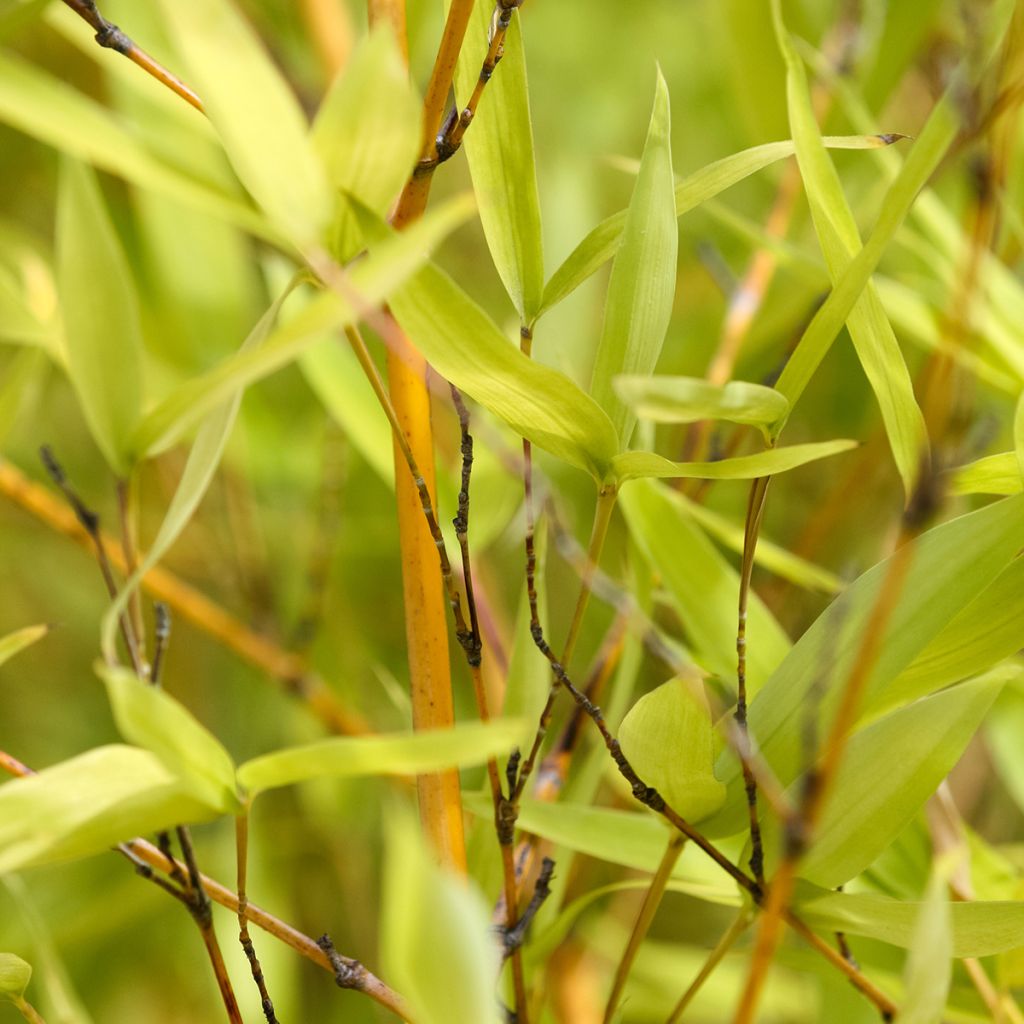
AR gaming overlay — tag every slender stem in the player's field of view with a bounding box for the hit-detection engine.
[59,0,203,111]
[13,998,47,1024]
[603,834,685,1023]
[303,0,356,76]
[0,457,366,734]
[116,477,147,672]
[666,909,753,1024]
[236,815,279,1023]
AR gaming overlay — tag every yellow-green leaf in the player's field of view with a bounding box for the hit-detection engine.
[0,745,220,874]
[611,439,857,484]
[99,664,240,814]
[237,718,525,796]
[453,1,544,323]
[56,159,144,476]
[590,68,677,450]
[155,0,329,245]
[0,624,48,671]
[0,954,31,1003]
[948,452,1021,496]
[619,678,726,822]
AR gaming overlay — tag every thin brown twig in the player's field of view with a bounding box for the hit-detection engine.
[236,815,280,1023]
[116,478,147,672]
[0,457,367,735]
[58,0,204,112]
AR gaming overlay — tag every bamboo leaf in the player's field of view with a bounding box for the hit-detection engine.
[389,261,619,481]
[540,134,899,318]
[611,439,857,484]
[770,1,926,498]
[382,812,501,1024]
[703,494,1024,839]
[0,50,277,244]
[615,375,789,433]
[0,348,50,450]
[619,678,726,822]
[0,745,220,874]
[100,278,304,662]
[0,954,31,1003]
[795,881,1024,958]
[99,664,240,814]
[155,0,329,244]
[237,719,525,796]
[312,29,421,260]
[453,1,544,322]
[1015,392,1024,482]
[986,677,1024,819]
[589,68,677,449]
[899,854,956,1024]
[948,452,1021,496]
[131,195,473,457]
[0,624,48,671]
[621,479,789,693]
[56,159,144,476]
[760,672,1004,887]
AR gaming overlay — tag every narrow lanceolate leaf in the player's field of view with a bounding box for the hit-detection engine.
[795,881,1024,958]
[237,719,526,796]
[759,672,1003,887]
[100,278,304,662]
[590,68,677,450]
[615,376,788,432]
[0,745,220,874]
[0,52,277,244]
[1014,392,1024,482]
[389,261,619,481]
[898,855,956,1024]
[99,664,240,814]
[702,494,1024,840]
[155,0,329,245]
[621,479,789,694]
[771,1,926,499]
[611,438,857,484]
[56,159,144,476]
[0,624,48,671]
[771,81,959,441]
[0,954,31,1002]
[312,29,421,260]
[453,0,544,323]
[131,195,474,457]
[619,678,726,822]
[382,813,501,1024]
[0,268,53,348]
[948,452,1021,496]
[539,134,900,318]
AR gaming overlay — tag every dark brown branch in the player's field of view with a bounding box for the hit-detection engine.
[236,816,279,1023]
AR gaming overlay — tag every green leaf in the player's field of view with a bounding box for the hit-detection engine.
[703,494,1024,839]
[795,881,1024,958]
[611,439,857,484]
[0,624,48,671]
[0,348,50,450]
[0,745,220,874]
[312,29,421,260]
[619,678,726,822]
[100,277,304,661]
[589,68,677,450]
[1015,392,1024,483]
[540,134,899,318]
[771,82,959,443]
[770,1,926,499]
[131,195,473,457]
[621,479,789,694]
[0,51,277,244]
[56,159,144,475]
[99,664,240,814]
[155,0,329,244]
[453,2,544,323]
[237,718,526,796]
[760,672,1003,887]
[986,677,1024,818]
[389,261,619,480]
[0,267,54,348]
[899,854,956,1024]
[665,491,842,594]
[948,452,1021,496]
[382,812,501,1024]
[615,376,789,434]
[0,954,31,1003]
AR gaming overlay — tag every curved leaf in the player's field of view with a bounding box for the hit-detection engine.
[948,452,1021,496]
[590,68,676,450]
[237,718,526,796]
[0,624,48,671]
